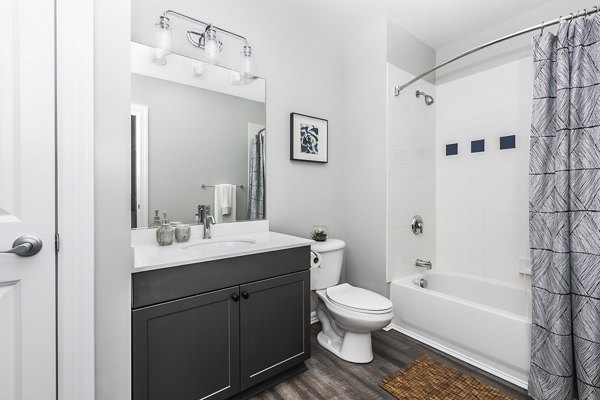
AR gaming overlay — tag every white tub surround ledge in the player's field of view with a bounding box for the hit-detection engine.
[131,220,314,272]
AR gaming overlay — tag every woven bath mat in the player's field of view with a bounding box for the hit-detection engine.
[379,355,515,400]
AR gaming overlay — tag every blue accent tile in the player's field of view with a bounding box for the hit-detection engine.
[471,139,485,153]
[500,135,516,150]
[446,143,458,156]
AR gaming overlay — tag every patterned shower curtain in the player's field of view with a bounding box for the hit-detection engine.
[529,15,600,400]
[247,129,265,220]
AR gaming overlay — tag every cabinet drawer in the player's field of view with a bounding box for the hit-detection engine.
[132,246,310,309]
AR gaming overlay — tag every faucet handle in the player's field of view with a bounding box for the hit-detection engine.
[197,204,207,224]
[412,215,424,235]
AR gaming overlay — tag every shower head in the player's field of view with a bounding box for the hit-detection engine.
[416,90,434,106]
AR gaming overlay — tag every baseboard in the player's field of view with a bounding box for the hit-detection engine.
[388,324,528,390]
[310,311,318,324]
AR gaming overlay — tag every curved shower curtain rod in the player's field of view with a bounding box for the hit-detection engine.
[394,6,600,96]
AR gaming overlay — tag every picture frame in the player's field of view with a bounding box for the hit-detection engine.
[290,112,328,163]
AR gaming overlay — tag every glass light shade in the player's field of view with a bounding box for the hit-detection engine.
[155,17,172,55]
[240,45,254,79]
[204,39,219,64]
[204,28,220,65]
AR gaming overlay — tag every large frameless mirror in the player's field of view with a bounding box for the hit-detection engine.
[130,42,266,229]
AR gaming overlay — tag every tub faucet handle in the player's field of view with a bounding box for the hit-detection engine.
[412,215,424,235]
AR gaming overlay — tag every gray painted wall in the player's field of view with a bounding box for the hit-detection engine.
[94,0,131,399]
[341,20,389,296]
[131,73,266,225]
[387,21,436,84]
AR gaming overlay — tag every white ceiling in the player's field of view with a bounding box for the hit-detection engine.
[253,0,551,48]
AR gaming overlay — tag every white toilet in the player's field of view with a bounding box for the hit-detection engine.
[311,239,393,363]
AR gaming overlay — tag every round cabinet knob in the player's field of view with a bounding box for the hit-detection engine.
[231,293,240,302]
[241,291,250,299]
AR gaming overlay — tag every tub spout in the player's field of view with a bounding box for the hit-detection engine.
[415,259,432,269]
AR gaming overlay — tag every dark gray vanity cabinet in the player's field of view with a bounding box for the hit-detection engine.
[132,246,311,400]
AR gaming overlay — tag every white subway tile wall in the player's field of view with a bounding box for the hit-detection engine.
[386,64,436,282]
[436,56,532,285]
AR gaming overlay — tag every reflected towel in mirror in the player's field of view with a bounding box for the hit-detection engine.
[214,184,236,223]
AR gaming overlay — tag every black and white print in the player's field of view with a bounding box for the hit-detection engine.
[290,113,328,163]
[300,123,319,154]
[528,15,600,400]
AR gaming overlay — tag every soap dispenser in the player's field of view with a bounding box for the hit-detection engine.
[151,209,161,228]
[156,212,175,246]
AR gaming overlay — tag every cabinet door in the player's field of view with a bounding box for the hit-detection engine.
[240,270,310,390]
[133,287,240,400]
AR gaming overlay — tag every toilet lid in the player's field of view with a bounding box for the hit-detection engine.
[326,283,393,313]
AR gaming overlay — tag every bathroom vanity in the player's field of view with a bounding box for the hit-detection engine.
[131,226,313,400]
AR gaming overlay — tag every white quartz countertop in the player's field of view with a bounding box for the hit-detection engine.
[132,231,314,273]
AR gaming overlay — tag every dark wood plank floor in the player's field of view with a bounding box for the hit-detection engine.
[251,323,532,400]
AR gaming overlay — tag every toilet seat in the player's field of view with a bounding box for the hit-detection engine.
[326,283,393,315]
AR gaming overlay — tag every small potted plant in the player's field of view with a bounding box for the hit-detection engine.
[311,225,329,242]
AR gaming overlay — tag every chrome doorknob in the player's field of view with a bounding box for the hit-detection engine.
[1,235,43,257]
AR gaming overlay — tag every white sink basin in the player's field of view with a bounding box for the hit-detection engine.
[182,239,257,252]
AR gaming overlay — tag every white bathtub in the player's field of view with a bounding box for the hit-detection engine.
[390,271,531,388]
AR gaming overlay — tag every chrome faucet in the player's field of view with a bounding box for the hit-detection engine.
[415,259,432,269]
[201,205,216,239]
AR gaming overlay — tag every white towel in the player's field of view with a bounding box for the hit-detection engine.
[214,184,236,223]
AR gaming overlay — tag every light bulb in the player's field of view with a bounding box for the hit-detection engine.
[155,16,171,55]
[204,27,220,65]
[240,45,254,79]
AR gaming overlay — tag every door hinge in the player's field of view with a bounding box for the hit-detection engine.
[55,233,60,252]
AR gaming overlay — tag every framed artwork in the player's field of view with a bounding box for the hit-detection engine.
[290,113,328,163]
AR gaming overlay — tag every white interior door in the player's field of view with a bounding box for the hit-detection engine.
[0,0,56,398]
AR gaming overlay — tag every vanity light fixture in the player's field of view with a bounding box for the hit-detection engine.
[153,10,255,81]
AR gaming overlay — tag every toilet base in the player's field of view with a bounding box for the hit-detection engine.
[317,330,374,363]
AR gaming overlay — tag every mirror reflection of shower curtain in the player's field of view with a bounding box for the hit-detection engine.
[248,129,265,219]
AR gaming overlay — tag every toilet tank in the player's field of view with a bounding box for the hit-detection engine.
[310,239,345,290]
